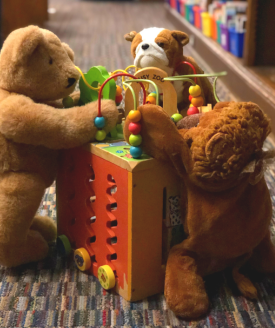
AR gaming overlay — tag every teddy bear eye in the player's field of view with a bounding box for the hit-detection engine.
[157,42,165,48]
[49,58,53,65]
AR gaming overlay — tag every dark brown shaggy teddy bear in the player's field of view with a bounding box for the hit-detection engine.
[124,101,274,319]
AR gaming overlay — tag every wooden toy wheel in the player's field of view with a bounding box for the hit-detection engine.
[74,248,92,271]
[98,265,116,290]
[56,235,72,257]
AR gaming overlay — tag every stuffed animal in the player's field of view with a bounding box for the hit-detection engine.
[124,28,217,114]
[0,26,118,267]
[124,101,274,319]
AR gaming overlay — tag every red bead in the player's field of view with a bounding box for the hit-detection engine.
[128,122,141,135]
[187,107,199,116]
[189,95,193,102]
[115,94,123,105]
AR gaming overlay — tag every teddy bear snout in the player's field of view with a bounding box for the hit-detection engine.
[66,78,76,88]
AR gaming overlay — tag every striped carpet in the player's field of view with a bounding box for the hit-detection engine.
[1,0,275,327]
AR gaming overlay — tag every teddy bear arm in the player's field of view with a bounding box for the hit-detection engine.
[124,104,193,173]
[0,95,118,149]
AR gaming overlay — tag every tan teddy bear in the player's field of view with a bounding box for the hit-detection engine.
[0,26,118,267]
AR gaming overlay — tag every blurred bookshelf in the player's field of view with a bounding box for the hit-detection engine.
[165,0,275,132]
[0,0,48,44]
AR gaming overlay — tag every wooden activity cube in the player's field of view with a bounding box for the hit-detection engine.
[56,141,181,301]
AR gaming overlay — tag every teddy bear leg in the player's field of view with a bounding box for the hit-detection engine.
[31,215,57,242]
[232,267,258,299]
[0,172,50,267]
[165,245,209,319]
[248,233,275,274]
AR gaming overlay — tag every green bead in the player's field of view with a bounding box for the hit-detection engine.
[96,130,106,141]
[129,134,142,146]
[171,113,183,123]
[62,96,74,108]
[148,92,156,98]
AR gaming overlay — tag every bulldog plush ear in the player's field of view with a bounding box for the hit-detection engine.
[124,31,137,42]
[171,30,189,46]
[62,42,75,62]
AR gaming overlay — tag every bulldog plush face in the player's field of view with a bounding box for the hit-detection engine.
[124,28,189,74]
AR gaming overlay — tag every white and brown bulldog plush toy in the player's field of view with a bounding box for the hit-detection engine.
[124,27,216,114]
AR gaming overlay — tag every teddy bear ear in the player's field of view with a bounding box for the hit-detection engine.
[9,26,45,64]
[62,42,75,62]
[171,30,189,47]
[124,31,137,42]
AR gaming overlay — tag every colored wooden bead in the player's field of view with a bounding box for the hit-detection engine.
[187,107,199,116]
[189,85,201,97]
[128,110,141,122]
[171,113,183,123]
[128,122,141,135]
[115,94,123,105]
[116,85,122,96]
[95,130,106,141]
[148,92,156,98]
[129,134,142,146]
[189,95,193,102]
[94,116,106,128]
[146,96,156,105]
[191,96,204,107]
[130,146,142,158]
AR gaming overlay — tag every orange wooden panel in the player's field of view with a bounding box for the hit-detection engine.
[56,147,129,293]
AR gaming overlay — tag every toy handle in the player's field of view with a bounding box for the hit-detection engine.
[173,61,197,83]
[98,73,146,117]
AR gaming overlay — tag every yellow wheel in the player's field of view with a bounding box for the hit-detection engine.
[74,248,92,271]
[98,265,116,290]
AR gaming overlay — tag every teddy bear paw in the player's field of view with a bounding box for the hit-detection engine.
[31,215,57,242]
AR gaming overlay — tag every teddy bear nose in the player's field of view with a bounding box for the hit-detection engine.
[68,78,76,85]
[66,78,76,88]
[142,44,149,50]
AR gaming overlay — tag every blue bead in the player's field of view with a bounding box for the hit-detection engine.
[130,146,142,158]
[151,91,156,94]
[94,117,105,128]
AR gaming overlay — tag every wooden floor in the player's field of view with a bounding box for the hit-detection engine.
[44,0,234,102]
[45,0,176,72]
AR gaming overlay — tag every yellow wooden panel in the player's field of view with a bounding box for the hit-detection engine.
[124,67,178,117]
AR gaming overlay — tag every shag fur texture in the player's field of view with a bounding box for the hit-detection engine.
[124,28,216,114]
[124,102,274,319]
[0,26,118,267]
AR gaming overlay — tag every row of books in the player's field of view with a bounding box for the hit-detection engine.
[168,0,247,58]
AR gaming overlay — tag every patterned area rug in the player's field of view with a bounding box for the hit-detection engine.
[1,1,275,327]
[0,139,274,328]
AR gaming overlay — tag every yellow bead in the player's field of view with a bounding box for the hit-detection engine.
[74,248,92,271]
[98,265,116,290]
[128,110,141,122]
[189,85,201,97]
